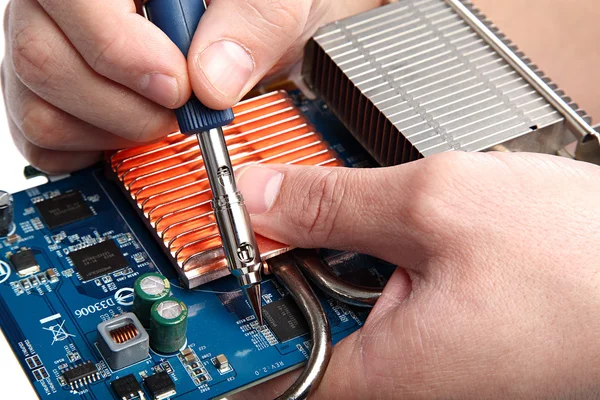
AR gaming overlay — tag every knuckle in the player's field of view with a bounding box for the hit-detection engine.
[86,33,125,77]
[294,169,347,243]
[400,152,467,233]
[19,100,60,149]
[10,25,54,87]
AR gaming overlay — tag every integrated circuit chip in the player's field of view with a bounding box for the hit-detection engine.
[144,371,176,400]
[62,361,100,388]
[9,248,40,276]
[263,296,309,342]
[111,374,143,400]
[35,191,93,229]
[70,240,128,281]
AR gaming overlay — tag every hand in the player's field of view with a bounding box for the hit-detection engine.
[234,152,600,399]
[1,0,382,174]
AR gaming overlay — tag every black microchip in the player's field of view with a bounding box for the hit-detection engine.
[70,240,128,281]
[63,362,98,385]
[9,249,39,275]
[35,191,93,229]
[111,374,142,399]
[144,371,176,400]
[263,296,309,342]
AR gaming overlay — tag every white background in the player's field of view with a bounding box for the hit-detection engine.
[0,0,42,397]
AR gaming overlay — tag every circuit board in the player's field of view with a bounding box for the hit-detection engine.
[0,94,394,399]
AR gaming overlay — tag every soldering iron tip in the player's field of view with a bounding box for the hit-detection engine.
[245,284,263,326]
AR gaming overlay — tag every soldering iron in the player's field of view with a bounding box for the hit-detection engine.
[144,0,264,325]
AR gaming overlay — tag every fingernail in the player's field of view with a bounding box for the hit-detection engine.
[140,73,180,108]
[237,166,283,214]
[197,40,254,100]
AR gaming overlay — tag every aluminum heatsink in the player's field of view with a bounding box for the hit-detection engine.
[303,0,594,166]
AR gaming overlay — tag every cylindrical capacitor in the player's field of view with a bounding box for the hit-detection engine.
[133,273,171,327]
[0,191,14,237]
[149,298,188,354]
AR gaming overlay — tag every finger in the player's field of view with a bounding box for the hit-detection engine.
[37,0,190,108]
[9,0,177,142]
[6,114,102,174]
[187,0,313,109]
[2,60,146,151]
[236,162,452,268]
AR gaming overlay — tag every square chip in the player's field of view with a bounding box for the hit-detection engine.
[9,248,40,276]
[263,296,309,342]
[35,191,93,229]
[144,371,176,400]
[111,374,143,400]
[70,240,128,281]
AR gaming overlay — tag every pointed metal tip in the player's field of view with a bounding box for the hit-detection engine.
[244,284,263,325]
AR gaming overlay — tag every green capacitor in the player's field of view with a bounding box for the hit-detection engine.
[149,298,188,354]
[132,273,171,327]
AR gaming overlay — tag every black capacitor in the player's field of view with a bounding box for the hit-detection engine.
[0,191,14,237]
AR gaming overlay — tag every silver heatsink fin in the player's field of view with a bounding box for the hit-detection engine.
[303,0,594,166]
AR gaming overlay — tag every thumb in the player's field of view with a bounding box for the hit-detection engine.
[236,163,441,268]
[187,0,313,109]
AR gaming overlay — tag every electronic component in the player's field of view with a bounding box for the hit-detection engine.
[149,298,188,354]
[180,348,196,364]
[263,296,309,342]
[303,0,586,166]
[69,239,129,281]
[144,371,176,400]
[62,361,100,389]
[0,191,14,237]
[107,91,343,289]
[160,362,173,375]
[97,313,149,370]
[133,273,171,327]
[213,354,229,373]
[25,355,42,369]
[32,367,48,381]
[9,248,40,277]
[46,268,59,283]
[35,191,93,229]
[111,374,144,400]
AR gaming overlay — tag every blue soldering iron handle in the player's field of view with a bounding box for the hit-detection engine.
[145,0,234,133]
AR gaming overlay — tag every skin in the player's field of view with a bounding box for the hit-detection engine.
[2,0,600,398]
[232,152,600,399]
[1,0,382,174]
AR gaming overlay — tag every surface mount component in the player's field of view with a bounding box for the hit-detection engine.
[35,191,93,229]
[303,0,593,166]
[144,371,176,400]
[111,374,145,400]
[70,239,129,281]
[213,354,230,373]
[149,298,188,354]
[8,248,40,277]
[263,295,310,343]
[62,361,101,389]
[97,313,149,370]
[108,91,343,288]
[0,191,14,237]
[133,272,171,327]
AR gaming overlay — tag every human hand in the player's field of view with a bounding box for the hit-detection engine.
[234,151,600,399]
[1,0,382,174]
